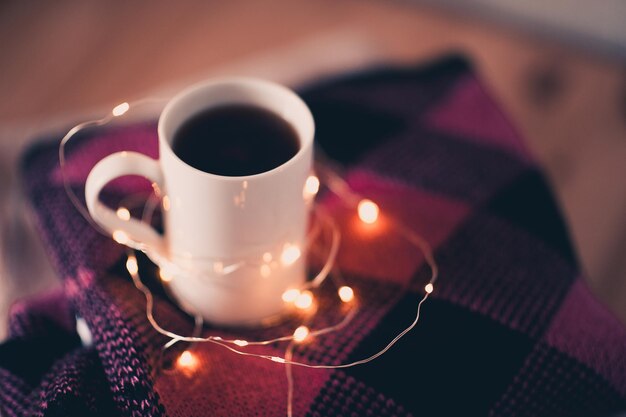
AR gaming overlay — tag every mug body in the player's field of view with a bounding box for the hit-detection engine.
[157,78,314,325]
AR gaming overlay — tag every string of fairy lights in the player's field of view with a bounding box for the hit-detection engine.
[59,99,439,417]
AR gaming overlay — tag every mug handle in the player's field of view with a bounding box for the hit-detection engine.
[85,151,166,256]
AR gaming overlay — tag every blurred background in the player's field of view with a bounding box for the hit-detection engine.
[1,0,625,339]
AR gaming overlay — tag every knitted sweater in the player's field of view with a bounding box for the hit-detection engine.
[1,56,624,417]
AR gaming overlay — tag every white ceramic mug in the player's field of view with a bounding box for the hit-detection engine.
[85,78,314,326]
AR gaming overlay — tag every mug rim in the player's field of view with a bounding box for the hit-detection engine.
[157,77,315,181]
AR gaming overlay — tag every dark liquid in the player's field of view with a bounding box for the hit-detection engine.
[172,105,300,176]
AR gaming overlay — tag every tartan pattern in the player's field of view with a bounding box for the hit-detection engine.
[0,56,624,416]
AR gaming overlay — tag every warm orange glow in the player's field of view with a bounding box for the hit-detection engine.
[425,283,434,294]
[358,199,379,224]
[162,196,171,211]
[112,230,129,245]
[151,182,161,196]
[263,252,272,263]
[260,264,271,278]
[112,102,130,117]
[338,286,354,303]
[303,175,320,198]
[159,267,173,282]
[213,261,224,274]
[281,244,301,266]
[116,207,131,221]
[177,350,197,369]
[125,256,138,275]
[294,290,314,310]
[282,288,300,303]
[293,325,310,342]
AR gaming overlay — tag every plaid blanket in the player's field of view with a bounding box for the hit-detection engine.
[1,56,624,416]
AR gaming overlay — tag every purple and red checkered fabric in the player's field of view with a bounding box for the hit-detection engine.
[1,56,625,416]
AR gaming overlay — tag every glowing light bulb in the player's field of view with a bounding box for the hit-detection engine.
[112,230,129,245]
[116,207,131,221]
[112,102,130,117]
[294,290,313,310]
[282,288,300,303]
[125,256,138,275]
[281,244,301,266]
[162,196,171,211]
[358,199,379,224]
[75,317,93,347]
[151,182,161,196]
[263,252,272,263]
[293,325,309,342]
[338,286,354,303]
[260,264,271,278]
[303,175,320,198]
[271,356,286,363]
[159,267,173,282]
[425,283,434,294]
[234,339,249,347]
[177,350,197,368]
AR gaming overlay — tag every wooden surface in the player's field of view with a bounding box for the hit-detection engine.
[1,0,625,338]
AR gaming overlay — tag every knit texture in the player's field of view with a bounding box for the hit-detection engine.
[1,56,624,416]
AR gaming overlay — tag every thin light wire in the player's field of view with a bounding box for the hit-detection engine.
[322,166,440,287]
[149,204,340,295]
[58,103,338,285]
[59,116,115,235]
[129,281,428,371]
[60,100,440,417]
[125,184,437,368]
[303,207,341,289]
[58,97,168,243]
[125,213,358,348]
[285,342,295,417]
